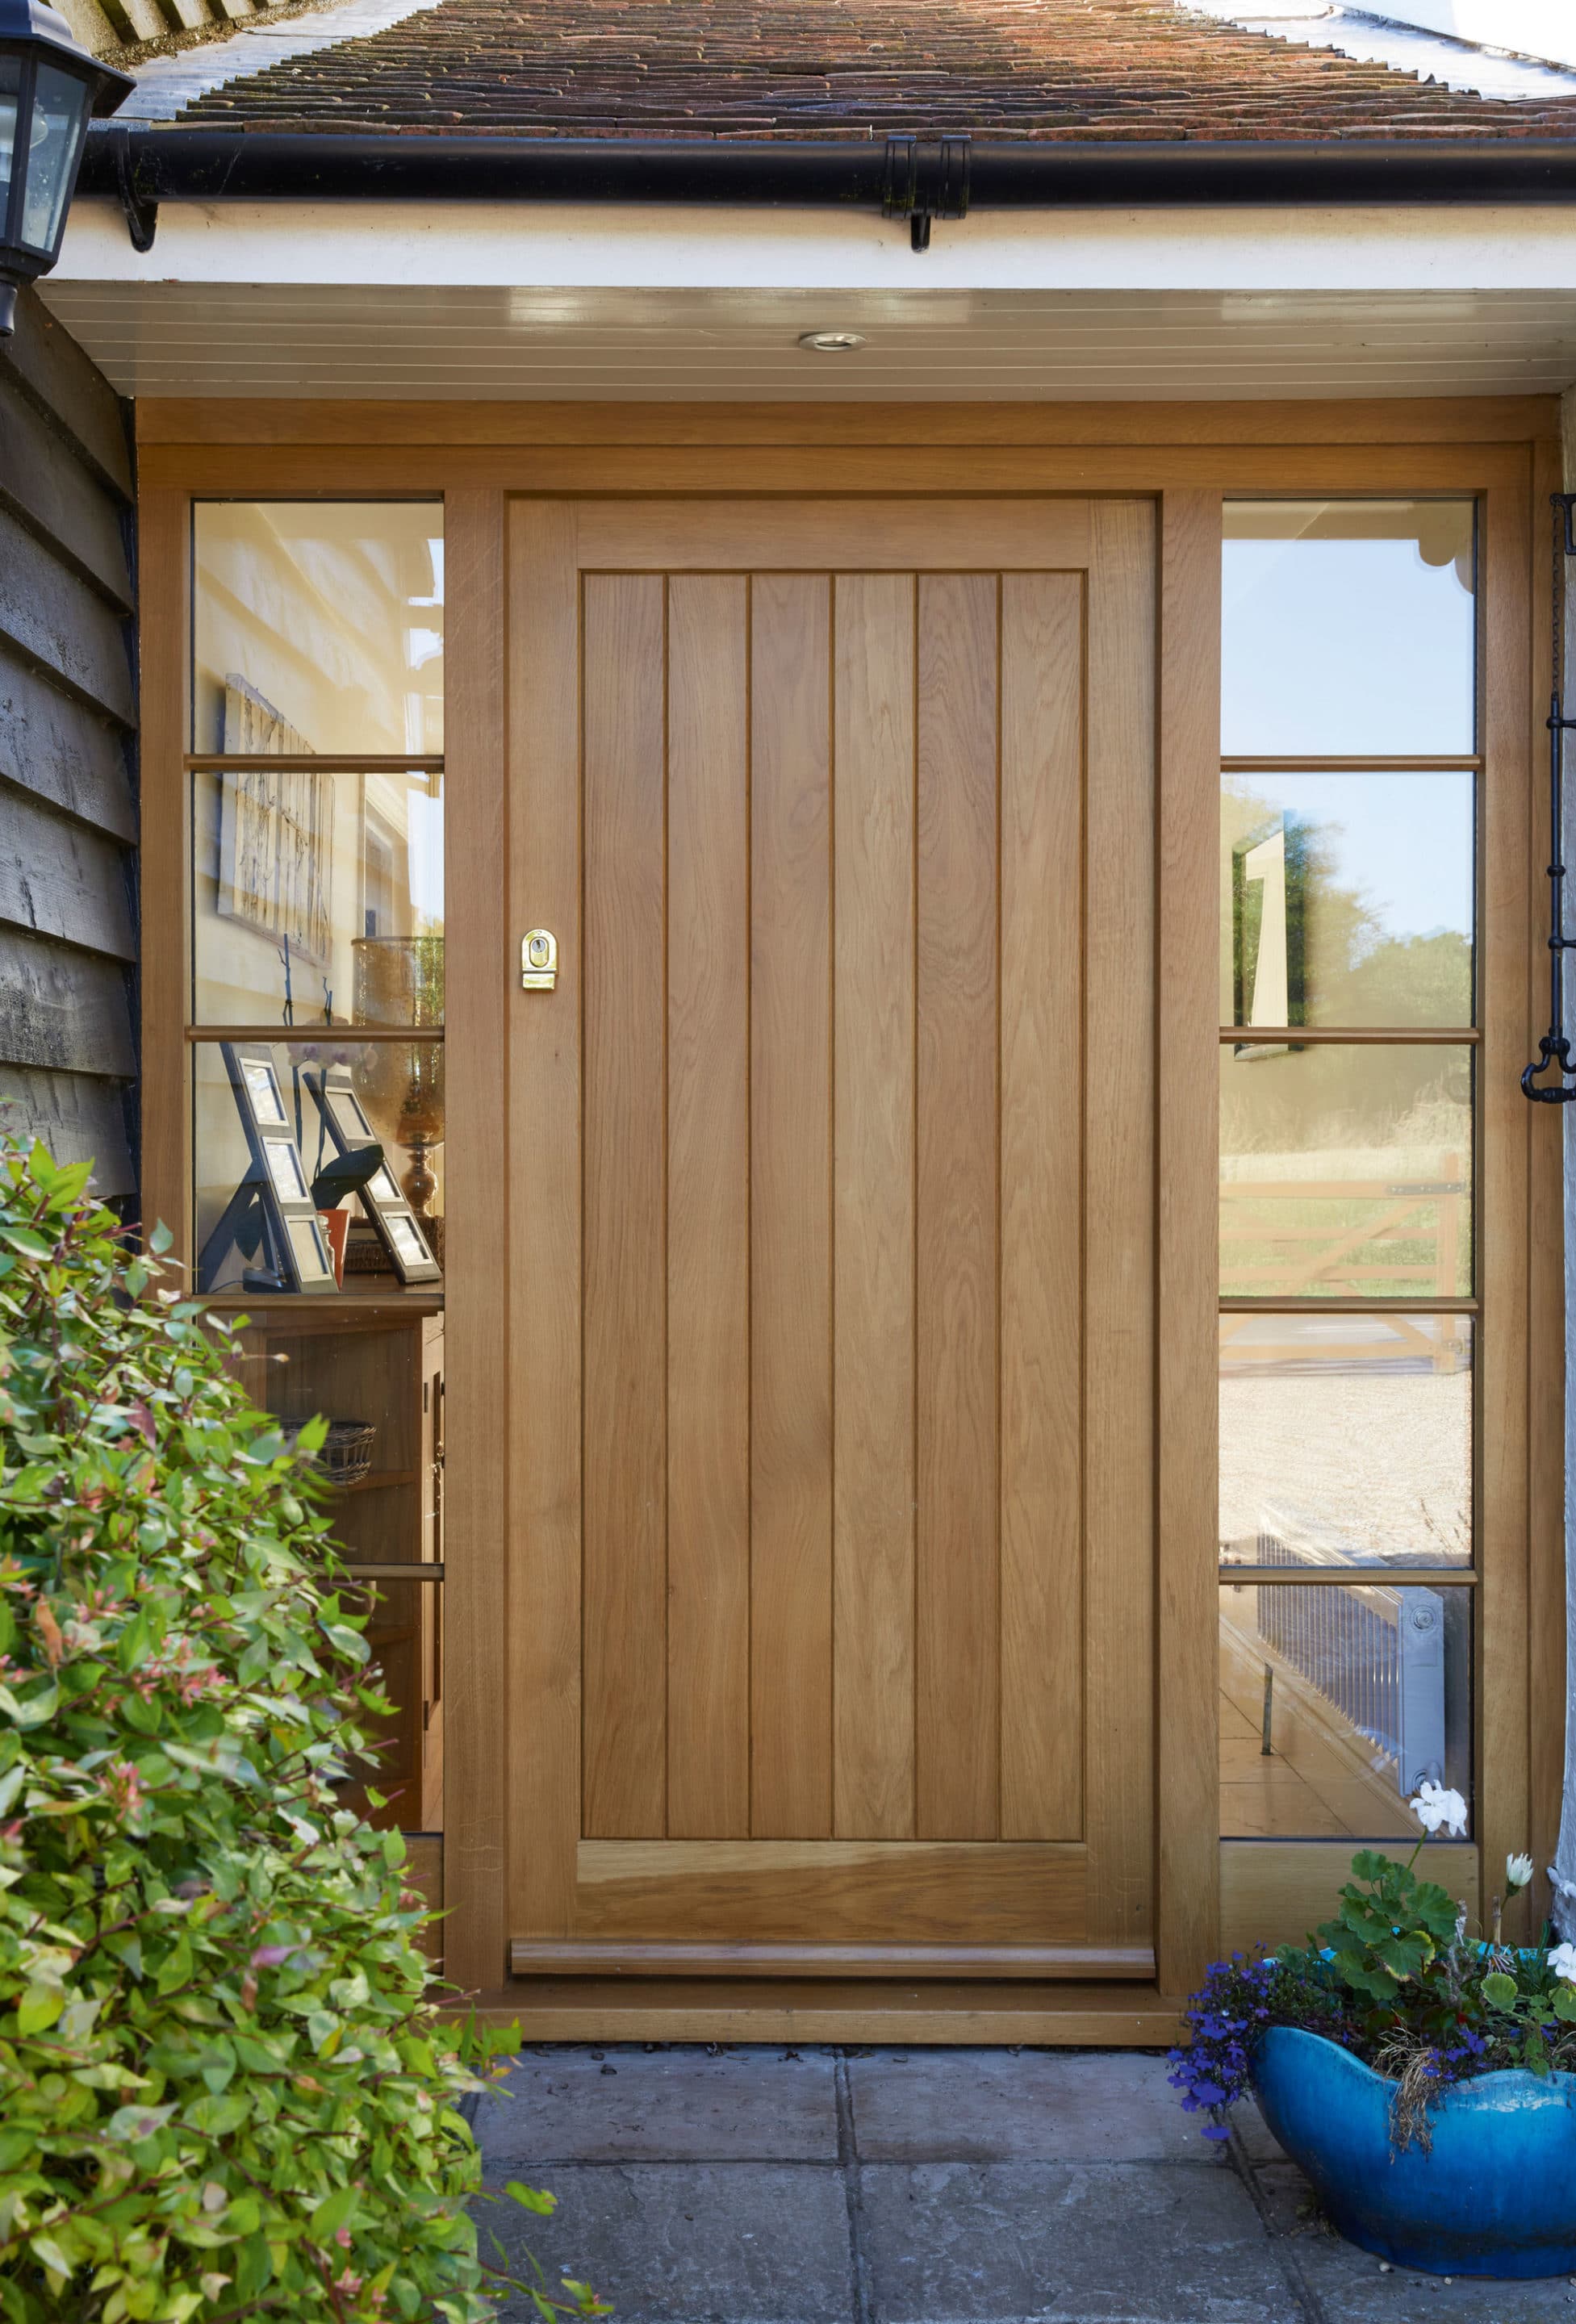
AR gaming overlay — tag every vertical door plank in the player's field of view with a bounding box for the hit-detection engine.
[916,572,1001,1842]
[1000,572,1085,1843]
[833,573,918,1840]
[446,488,509,1984]
[508,501,580,1950]
[1085,501,1159,1950]
[583,573,669,1838]
[1156,490,1223,1995]
[751,575,835,1837]
[667,575,751,1838]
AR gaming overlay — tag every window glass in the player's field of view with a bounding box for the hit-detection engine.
[0,63,19,216]
[194,1037,444,1294]
[1221,1043,1471,1298]
[19,64,89,256]
[1221,770,1473,1028]
[1223,501,1475,756]
[191,765,444,1026]
[1220,1582,1470,1840]
[193,504,444,757]
[1220,1315,1470,1571]
[232,1315,444,1832]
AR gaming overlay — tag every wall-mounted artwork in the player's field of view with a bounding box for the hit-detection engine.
[215,677,333,968]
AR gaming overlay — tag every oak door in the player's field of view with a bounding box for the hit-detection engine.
[508,499,1157,1979]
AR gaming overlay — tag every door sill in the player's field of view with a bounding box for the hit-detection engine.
[446,1975,1183,2046]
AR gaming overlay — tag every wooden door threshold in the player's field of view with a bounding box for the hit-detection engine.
[508,1941,1155,1980]
[442,1977,1185,2046]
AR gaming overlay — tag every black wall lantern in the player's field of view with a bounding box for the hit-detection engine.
[0,0,131,338]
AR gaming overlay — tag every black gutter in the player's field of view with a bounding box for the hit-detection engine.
[78,126,1576,253]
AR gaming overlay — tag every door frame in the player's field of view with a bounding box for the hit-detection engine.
[136,399,1560,2044]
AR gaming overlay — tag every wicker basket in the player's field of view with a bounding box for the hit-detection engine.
[282,1419,378,1489]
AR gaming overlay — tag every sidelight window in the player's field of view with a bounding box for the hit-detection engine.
[1217,500,1478,1845]
[186,502,446,1841]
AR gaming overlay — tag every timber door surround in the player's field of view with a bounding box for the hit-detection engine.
[508,497,1157,1984]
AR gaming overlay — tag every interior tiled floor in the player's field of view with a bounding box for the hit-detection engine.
[470,2044,1574,2324]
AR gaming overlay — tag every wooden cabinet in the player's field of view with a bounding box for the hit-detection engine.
[235,1302,444,1835]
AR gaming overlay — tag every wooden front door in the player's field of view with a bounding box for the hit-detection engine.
[508,498,1157,1983]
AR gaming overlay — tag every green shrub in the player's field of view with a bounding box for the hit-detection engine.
[0,1140,596,2324]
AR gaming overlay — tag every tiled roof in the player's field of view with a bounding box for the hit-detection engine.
[176,0,1576,140]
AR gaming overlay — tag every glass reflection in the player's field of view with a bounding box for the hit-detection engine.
[1220,1314,1471,1570]
[194,1038,444,1293]
[193,503,444,759]
[1220,1583,1470,1841]
[1223,501,1475,757]
[192,765,443,1026]
[1221,771,1473,1029]
[1220,1043,1471,1298]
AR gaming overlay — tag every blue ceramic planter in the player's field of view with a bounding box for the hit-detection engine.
[1252,2025,1576,2278]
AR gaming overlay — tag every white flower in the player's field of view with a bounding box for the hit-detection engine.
[1507,1854,1534,1891]
[1549,1942,1576,1984]
[1410,1781,1469,1839]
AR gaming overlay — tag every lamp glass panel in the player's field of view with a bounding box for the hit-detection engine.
[192,503,444,757]
[1219,1582,1471,1839]
[1219,1314,1472,1572]
[19,61,87,255]
[0,56,21,224]
[1219,1042,1472,1298]
[1223,501,1476,756]
[194,1038,444,1294]
[191,764,444,1026]
[1221,769,1474,1029]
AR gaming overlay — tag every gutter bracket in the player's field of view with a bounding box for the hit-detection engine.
[883,132,969,252]
[108,127,158,253]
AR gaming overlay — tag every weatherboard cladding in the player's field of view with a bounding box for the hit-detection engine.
[173,0,1576,139]
[0,293,137,1202]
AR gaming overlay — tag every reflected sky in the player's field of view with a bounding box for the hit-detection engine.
[1223,504,1475,758]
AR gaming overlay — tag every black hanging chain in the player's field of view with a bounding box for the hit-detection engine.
[1522,491,1576,1101]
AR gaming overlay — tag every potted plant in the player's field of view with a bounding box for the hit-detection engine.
[1171,1785,1576,2280]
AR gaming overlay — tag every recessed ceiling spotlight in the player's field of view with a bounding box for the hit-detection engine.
[798,330,867,353]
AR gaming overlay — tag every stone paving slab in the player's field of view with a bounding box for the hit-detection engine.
[474,2042,838,2165]
[847,2048,1224,2163]
[474,2045,1576,2324]
[486,2160,853,2324]
[859,2159,1294,2324]
[1250,2160,1576,2324]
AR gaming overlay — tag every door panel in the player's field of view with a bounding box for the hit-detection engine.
[510,499,1156,1972]
[831,571,913,1842]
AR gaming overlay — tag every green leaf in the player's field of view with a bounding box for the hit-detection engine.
[15,1983,64,2036]
[308,2186,359,2242]
[1482,1971,1519,2011]
[505,2184,557,2217]
[27,2235,73,2285]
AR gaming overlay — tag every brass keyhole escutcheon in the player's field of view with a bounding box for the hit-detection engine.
[521,930,558,990]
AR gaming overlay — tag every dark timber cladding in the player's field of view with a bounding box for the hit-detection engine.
[0,290,137,1202]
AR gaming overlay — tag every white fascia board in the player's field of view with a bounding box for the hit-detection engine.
[1361,5,1576,72]
[52,197,1576,294]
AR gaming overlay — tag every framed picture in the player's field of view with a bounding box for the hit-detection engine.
[215,677,332,967]
[303,1060,442,1286]
[198,1043,339,1295]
